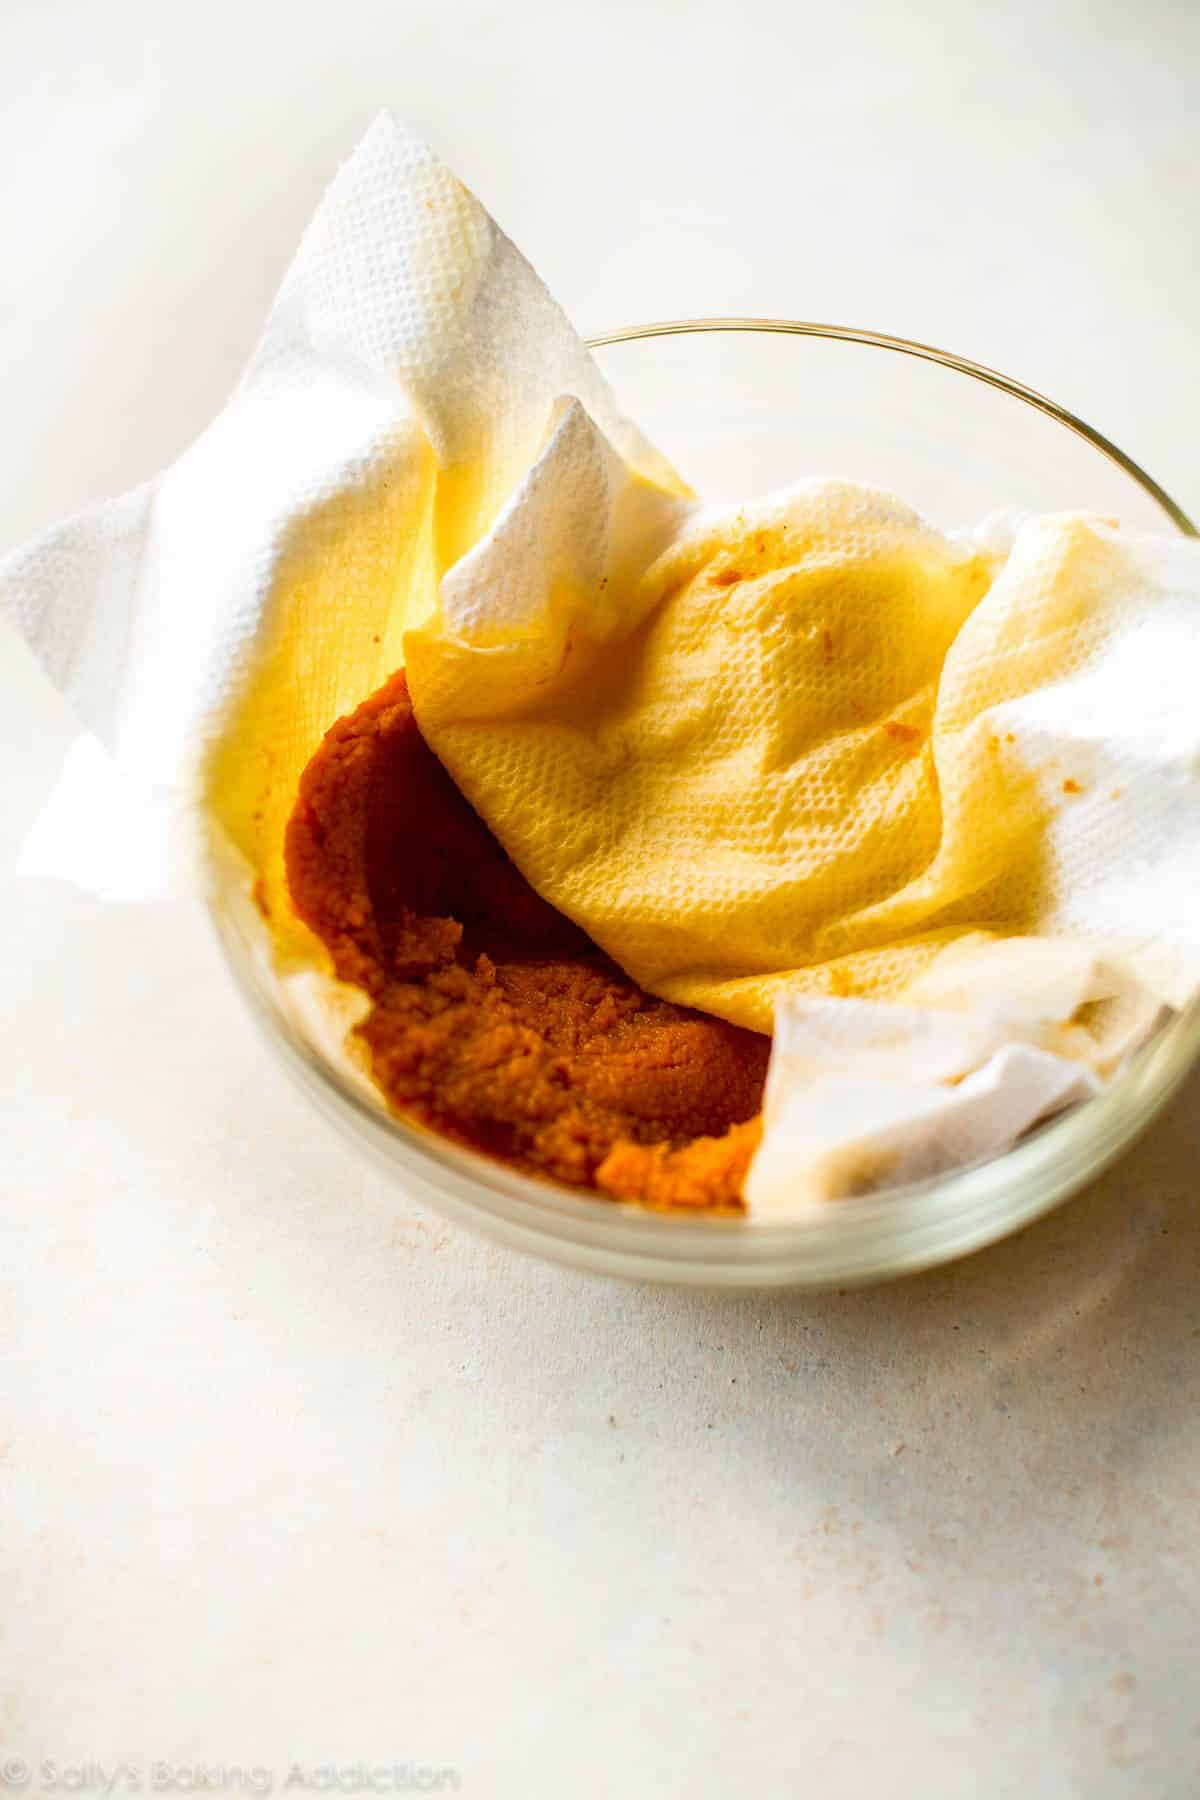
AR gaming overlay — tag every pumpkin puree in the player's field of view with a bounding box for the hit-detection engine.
[285,671,767,1207]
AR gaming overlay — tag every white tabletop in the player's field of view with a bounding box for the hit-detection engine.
[3,4,1198,1795]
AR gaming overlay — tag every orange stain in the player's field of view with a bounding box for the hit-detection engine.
[883,720,921,745]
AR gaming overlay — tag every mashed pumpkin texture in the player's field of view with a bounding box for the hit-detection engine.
[284,672,767,1205]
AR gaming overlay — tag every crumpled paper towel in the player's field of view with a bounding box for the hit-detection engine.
[743,937,1165,1214]
[410,483,1200,1028]
[1,110,684,924]
[2,113,1197,1217]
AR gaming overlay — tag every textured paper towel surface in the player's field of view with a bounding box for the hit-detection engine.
[740,954,1153,1212]
[0,111,683,929]
[745,1026,1101,1214]
[409,483,1200,1032]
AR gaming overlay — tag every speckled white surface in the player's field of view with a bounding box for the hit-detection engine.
[2,3,1199,1794]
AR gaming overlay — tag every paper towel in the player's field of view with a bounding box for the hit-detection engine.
[742,956,1147,1212]
[0,111,684,921]
[409,485,1200,1029]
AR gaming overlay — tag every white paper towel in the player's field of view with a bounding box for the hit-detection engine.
[0,111,679,897]
[743,966,1128,1215]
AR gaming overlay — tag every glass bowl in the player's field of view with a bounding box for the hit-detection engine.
[208,318,1199,1289]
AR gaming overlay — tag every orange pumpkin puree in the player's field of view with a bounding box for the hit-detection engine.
[284,671,767,1208]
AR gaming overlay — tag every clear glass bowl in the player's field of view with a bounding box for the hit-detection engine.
[208,319,1199,1288]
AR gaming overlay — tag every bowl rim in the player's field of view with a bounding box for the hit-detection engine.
[210,316,1200,1287]
[587,314,1197,537]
